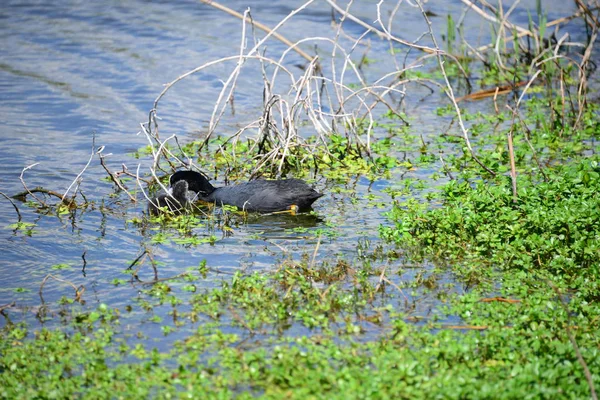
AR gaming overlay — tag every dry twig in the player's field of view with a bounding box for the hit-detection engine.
[416,0,496,176]
[39,274,85,304]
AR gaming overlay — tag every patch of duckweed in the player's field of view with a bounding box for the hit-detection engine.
[436,99,600,180]
[2,291,598,398]
[381,158,600,291]
[186,257,378,334]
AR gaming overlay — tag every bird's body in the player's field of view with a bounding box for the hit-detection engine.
[169,170,323,213]
[200,178,323,213]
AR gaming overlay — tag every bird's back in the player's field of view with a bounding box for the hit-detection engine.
[204,179,322,212]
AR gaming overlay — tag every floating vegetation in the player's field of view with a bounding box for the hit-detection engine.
[2,0,599,398]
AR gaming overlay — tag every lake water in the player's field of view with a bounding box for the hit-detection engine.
[0,0,591,343]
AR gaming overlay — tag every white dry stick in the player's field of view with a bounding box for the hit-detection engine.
[136,164,159,210]
[375,0,404,72]
[340,0,470,82]
[200,0,316,63]
[460,0,532,38]
[491,0,524,71]
[62,138,96,202]
[206,0,318,138]
[575,27,598,127]
[140,127,177,196]
[416,0,496,176]
[270,36,328,88]
[19,163,44,206]
[475,9,586,53]
[153,55,294,113]
[330,0,353,109]
[325,0,436,53]
[276,102,295,177]
[515,69,543,108]
[207,8,251,140]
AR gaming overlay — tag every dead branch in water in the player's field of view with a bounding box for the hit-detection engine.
[39,274,85,305]
[98,146,136,202]
[13,186,68,204]
[200,0,318,65]
[0,190,22,221]
[415,1,496,177]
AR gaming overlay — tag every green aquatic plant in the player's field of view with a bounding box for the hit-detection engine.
[4,1,600,398]
[382,159,600,269]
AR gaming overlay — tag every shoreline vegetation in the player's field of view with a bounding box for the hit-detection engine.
[2,0,599,398]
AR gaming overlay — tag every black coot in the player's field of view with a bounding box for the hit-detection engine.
[170,170,323,213]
